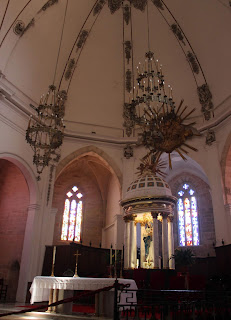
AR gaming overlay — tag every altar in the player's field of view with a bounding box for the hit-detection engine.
[30,276,137,316]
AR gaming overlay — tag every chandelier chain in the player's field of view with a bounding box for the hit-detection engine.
[53,0,69,85]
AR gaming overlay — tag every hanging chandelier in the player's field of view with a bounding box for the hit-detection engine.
[124,2,199,168]
[25,0,69,180]
[26,85,67,179]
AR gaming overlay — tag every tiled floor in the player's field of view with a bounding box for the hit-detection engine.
[0,303,111,320]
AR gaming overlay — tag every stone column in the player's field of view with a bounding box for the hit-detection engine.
[151,212,159,269]
[16,204,41,302]
[167,215,175,269]
[123,216,130,269]
[140,222,146,268]
[129,215,137,269]
[162,213,169,269]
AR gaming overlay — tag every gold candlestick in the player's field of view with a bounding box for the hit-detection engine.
[73,250,81,278]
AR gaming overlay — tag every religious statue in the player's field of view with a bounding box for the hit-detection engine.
[143,223,153,261]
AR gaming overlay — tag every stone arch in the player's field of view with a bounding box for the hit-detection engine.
[0,152,39,204]
[56,145,122,190]
[220,131,231,204]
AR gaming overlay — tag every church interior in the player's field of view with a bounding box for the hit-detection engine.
[1,0,231,317]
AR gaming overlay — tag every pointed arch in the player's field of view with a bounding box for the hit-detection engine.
[56,145,122,189]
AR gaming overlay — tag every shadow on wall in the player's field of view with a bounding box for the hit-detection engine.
[7,260,20,302]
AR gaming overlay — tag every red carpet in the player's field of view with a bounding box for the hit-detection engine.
[72,304,95,313]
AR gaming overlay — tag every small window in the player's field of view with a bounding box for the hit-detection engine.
[177,183,200,246]
[61,185,83,242]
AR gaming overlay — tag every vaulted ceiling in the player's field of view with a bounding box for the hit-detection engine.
[0,0,231,137]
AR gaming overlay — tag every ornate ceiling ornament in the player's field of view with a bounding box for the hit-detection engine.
[125,69,132,92]
[93,0,106,15]
[39,0,58,13]
[206,130,216,146]
[65,59,75,80]
[187,51,199,74]
[132,0,148,12]
[108,0,123,14]
[197,84,214,120]
[123,4,131,25]
[171,24,185,46]
[77,30,89,49]
[125,41,132,64]
[124,144,134,159]
[13,21,25,36]
[151,0,164,10]
[123,103,136,137]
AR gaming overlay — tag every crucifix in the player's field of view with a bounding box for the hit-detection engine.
[73,250,81,278]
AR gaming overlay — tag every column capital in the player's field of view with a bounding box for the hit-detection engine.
[167,215,174,223]
[162,212,169,219]
[123,214,137,222]
[151,212,158,219]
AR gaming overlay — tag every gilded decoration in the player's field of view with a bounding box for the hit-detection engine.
[206,130,216,146]
[65,59,75,80]
[77,30,89,49]
[13,21,25,36]
[38,0,58,13]
[197,84,214,120]
[187,52,199,74]
[123,5,131,25]
[125,41,132,64]
[125,69,132,92]
[171,24,185,45]
[151,0,164,10]
[93,0,106,16]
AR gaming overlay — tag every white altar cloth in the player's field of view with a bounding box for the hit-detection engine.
[30,276,137,305]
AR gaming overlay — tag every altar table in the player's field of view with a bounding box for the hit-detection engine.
[30,276,137,316]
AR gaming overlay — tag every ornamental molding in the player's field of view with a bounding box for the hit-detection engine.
[13,21,25,36]
[187,51,199,74]
[108,0,123,14]
[125,41,132,64]
[93,0,106,16]
[123,5,131,25]
[205,130,216,146]
[197,84,214,120]
[171,24,185,45]
[38,0,58,13]
[124,144,133,159]
[125,69,132,93]
[76,30,89,49]
[21,18,35,36]
[151,0,164,10]
[65,59,75,80]
[132,0,147,12]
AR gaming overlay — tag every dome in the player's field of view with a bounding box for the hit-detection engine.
[124,174,172,201]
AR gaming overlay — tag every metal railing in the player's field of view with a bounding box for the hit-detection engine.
[116,287,231,320]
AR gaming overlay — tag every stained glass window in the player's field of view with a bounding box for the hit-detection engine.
[61,185,83,242]
[177,183,200,247]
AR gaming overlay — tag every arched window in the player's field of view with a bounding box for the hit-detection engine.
[61,185,83,242]
[177,183,200,247]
